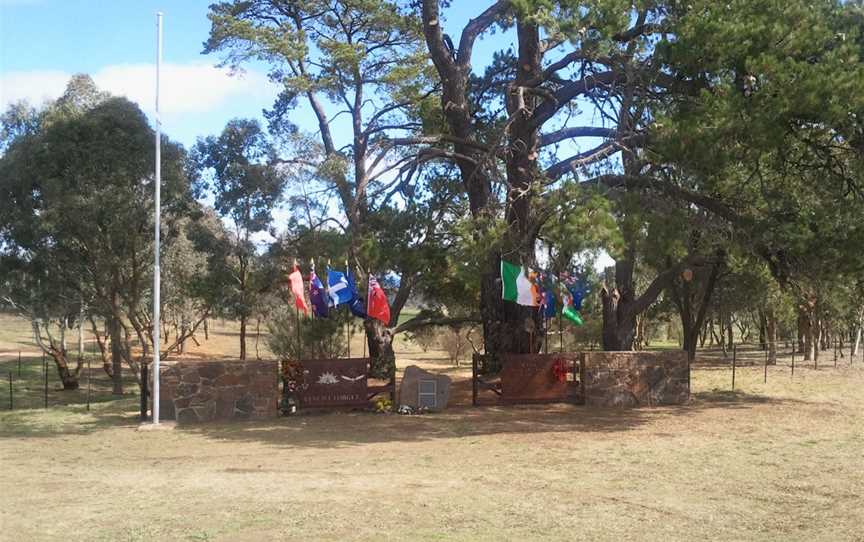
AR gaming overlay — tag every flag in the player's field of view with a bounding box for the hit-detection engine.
[367,275,391,324]
[346,269,367,318]
[501,260,541,307]
[562,305,584,326]
[540,273,557,318]
[326,268,353,307]
[560,278,584,326]
[309,271,329,318]
[288,266,308,315]
[567,283,586,311]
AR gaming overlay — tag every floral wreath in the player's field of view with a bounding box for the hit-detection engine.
[551,358,569,382]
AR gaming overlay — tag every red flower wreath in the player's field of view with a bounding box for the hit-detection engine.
[551,359,568,382]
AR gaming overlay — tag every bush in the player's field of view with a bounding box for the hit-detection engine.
[408,326,437,352]
[267,306,348,361]
[438,328,469,366]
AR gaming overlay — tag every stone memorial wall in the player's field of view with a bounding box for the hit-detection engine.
[581,351,689,407]
[153,360,279,424]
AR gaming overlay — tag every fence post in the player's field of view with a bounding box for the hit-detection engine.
[140,363,149,421]
[732,344,737,390]
[834,339,838,368]
[764,345,768,384]
[17,351,21,378]
[43,352,48,408]
[8,371,13,410]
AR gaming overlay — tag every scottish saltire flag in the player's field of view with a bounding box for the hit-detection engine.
[309,271,329,318]
[326,268,353,307]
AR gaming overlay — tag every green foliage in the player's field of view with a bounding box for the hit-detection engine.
[267,305,350,361]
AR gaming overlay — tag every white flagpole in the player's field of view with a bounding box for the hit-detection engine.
[152,11,163,424]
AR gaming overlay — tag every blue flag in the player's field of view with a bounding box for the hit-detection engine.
[309,271,329,318]
[345,269,367,318]
[326,268,353,307]
[539,273,557,318]
[567,283,586,311]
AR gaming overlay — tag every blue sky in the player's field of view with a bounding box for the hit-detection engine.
[1,0,278,147]
[0,0,614,267]
[1,0,515,149]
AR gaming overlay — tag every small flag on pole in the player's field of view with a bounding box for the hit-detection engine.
[346,268,367,318]
[540,273,557,318]
[367,275,390,324]
[501,260,541,307]
[288,265,308,315]
[326,268,353,307]
[309,270,329,318]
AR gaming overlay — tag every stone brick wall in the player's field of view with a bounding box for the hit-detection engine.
[152,360,279,424]
[582,351,689,407]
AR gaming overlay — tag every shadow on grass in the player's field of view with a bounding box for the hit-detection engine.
[171,383,816,451]
[0,397,142,439]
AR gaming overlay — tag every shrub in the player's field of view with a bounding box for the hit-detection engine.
[267,306,348,361]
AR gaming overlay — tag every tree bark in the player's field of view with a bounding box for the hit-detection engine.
[239,315,247,361]
[758,309,767,350]
[365,318,395,380]
[853,324,862,357]
[31,320,81,390]
[670,260,721,361]
[766,307,778,364]
[108,314,123,395]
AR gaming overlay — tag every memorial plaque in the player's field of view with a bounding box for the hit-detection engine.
[296,358,369,408]
[500,353,577,403]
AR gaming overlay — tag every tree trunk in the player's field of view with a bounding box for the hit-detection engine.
[601,282,637,350]
[853,325,862,357]
[480,257,543,372]
[31,320,81,390]
[365,318,395,380]
[255,318,261,360]
[726,312,734,352]
[758,309,767,350]
[797,310,808,355]
[766,307,778,364]
[239,315,247,361]
[88,316,113,377]
[109,315,123,395]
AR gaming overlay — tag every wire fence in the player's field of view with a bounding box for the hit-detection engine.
[1,348,141,412]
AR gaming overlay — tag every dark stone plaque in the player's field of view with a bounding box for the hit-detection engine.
[500,354,576,403]
[296,358,369,408]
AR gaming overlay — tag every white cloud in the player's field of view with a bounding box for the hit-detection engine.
[0,70,69,108]
[0,63,277,114]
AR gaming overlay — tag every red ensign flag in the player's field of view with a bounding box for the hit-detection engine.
[367,275,390,324]
[288,266,309,315]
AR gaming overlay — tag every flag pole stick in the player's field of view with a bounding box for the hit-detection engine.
[345,259,351,358]
[362,267,368,359]
[151,11,163,425]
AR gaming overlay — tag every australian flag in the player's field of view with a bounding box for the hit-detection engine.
[309,271,329,318]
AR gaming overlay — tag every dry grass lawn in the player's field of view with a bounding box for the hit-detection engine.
[1,314,862,541]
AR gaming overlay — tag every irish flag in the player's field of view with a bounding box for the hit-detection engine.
[501,260,541,307]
